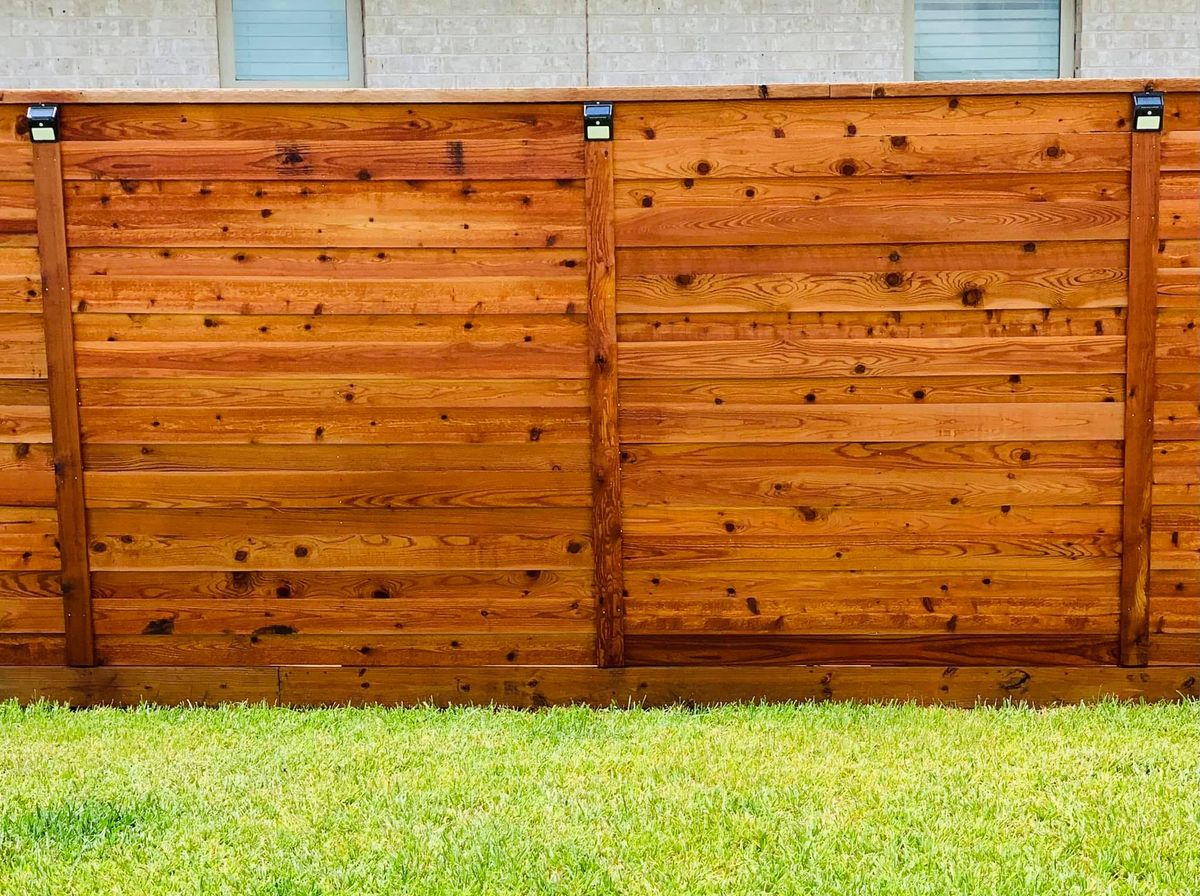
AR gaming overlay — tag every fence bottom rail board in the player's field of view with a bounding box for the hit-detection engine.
[1,665,1198,708]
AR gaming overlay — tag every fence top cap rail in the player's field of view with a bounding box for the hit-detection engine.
[3,77,1196,105]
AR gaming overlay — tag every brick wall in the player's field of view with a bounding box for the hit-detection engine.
[1077,0,1200,78]
[0,0,219,88]
[586,0,903,86]
[364,0,586,88]
[0,0,1196,89]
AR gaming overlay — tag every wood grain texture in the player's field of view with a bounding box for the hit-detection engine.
[3,91,1184,692]
[617,132,1131,179]
[84,471,591,509]
[618,95,1135,142]
[617,267,1128,314]
[618,309,1127,341]
[618,336,1125,378]
[32,141,93,666]
[89,568,591,602]
[65,179,584,249]
[0,662,1196,707]
[615,175,1129,247]
[624,634,1118,666]
[1120,131,1162,667]
[70,246,585,315]
[61,138,583,181]
[5,78,1198,105]
[93,632,593,667]
[587,140,625,668]
[619,401,1123,443]
[83,442,590,473]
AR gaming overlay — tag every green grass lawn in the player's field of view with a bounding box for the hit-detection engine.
[0,700,1197,895]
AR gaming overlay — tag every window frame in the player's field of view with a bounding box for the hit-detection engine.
[903,0,1077,81]
[216,0,365,88]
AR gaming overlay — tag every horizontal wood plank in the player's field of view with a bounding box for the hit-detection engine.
[83,442,590,473]
[66,179,585,248]
[94,632,593,666]
[620,401,1123,443]
[617,267,1128,313]
[615,175,1129,246]
[61,103,582,142]
[617,132,1131,179]
[92,597,592,636]
[61,137,584,181]
[617,309,1128,341]
[84,471,591,509]
[619,375,1123,406]
[90,568,591,602]
[74,340,585,379]
[4,663,1198,708]
[618,336,1126,378]
[624,633,1119,666]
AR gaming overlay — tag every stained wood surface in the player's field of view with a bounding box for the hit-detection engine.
[614,174,1129,247]
[1148,114,1200,666]
[587,140,625,668]
[8,78,1197,105]
[0,662,1194,707]
[66,179,585,249]
[50,99,596,667]
[31,141,90,666]
[2,87,1193,684]
[612,92,1144,668]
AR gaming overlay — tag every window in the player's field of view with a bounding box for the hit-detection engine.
[217,0,364,87]
[907,0,1075,80]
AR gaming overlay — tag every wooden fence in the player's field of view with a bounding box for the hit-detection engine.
[0,79,1197,706]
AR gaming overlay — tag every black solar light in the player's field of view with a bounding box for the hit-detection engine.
[1132,92,1165,133]
[26,104,61,143]
[584,102,614,141]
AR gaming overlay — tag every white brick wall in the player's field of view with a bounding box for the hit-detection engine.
[0,0,1196,89]
[1077,0,1200,78]
[363,0,587,88]
[588,0,904,86]
[0,0,219,88]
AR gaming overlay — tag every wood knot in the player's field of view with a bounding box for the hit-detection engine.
[253,625,297,636]
[999,670,1031,691]
[143,618,174,635]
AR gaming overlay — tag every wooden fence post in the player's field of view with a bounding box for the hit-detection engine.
[1119,121,1162,668]
[30,125,95,667]
[585,134,625,668]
